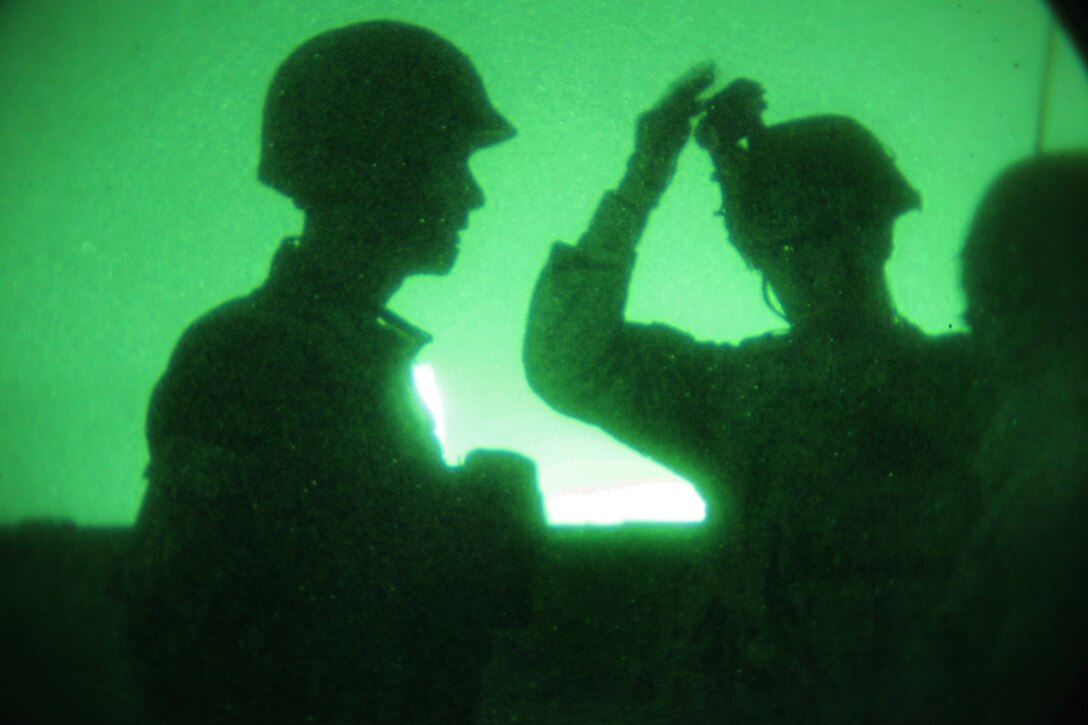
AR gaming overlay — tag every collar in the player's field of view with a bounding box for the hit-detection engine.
[262,237,432,357]
[375,308,433,358]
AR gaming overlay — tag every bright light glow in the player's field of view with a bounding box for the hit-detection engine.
[410,368,706,524]
[547,480,707,525]
[411,364,448,460]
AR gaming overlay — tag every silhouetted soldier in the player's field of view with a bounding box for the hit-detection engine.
[123,21,544,724]
[922,153,1088,724]
[523,72,989,720]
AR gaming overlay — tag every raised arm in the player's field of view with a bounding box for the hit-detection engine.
[523,66,729,482]
[586,64,716,260]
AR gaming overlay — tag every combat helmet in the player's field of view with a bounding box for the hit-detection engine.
[258,20,515,208]
[961,153,1088,357]
[699,81,920,265]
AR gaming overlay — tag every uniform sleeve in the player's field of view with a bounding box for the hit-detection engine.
[138,303,451,599]
[147,311,356,491]
[523,193,736,491]
[129,308,460,709]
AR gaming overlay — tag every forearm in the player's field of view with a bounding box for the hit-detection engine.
[525,155,662,386]
[526,64,711,417]
[525,157,681,414]
[577,157,662,260]
[523,234,633,416]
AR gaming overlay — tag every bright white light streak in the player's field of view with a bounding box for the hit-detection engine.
[409,366,706,524]
[547,480,706,525]
[411,364,449,461]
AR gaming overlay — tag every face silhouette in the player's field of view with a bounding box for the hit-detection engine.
[760,244,845,324]
[394,146,485,276]
[749,232,886,332]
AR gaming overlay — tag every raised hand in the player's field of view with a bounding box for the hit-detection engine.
[695,78,766,153]
[620,63,716,206]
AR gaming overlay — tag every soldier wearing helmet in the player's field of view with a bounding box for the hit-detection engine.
[124,21,543,724]
[696,79,921,336]
[919,154,1088,723]
[259,20,515,278]
[523,71,990,719]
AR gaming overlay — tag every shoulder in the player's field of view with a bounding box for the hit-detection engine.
[149,295,348,439]
[166,293,352,388]
[631,322,749,374]
[735,330,792,356]
[914,328,975,358]
[894,327,997,444]
[730,330,794,374]
[902,328,985,384]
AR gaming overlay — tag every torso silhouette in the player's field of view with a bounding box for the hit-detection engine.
[126,240,496,724]
[525,238,989,721]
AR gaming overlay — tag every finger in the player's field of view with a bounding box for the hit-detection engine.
[671,62,716,98]
[704,78,764,112]
[660,62,716,114]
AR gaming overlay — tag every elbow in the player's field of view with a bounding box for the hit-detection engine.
[522,322,587,417]
[522,325,564,407]
[522,321,610,421]
[521,253,619,417]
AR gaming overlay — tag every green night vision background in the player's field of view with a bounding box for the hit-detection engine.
[1,0,1086,526]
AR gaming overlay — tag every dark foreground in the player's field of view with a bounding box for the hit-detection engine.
[1,520,1084,724]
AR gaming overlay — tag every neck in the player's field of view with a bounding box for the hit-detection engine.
[789,300,898,340]
[296,203,406,309]
[775,227,899,339]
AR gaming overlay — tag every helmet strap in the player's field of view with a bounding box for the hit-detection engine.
[761,275,789,322]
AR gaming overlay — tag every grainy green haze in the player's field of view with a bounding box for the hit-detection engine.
[1,0,1085,524]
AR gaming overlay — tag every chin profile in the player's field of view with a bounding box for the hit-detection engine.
[415,242,460,277]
